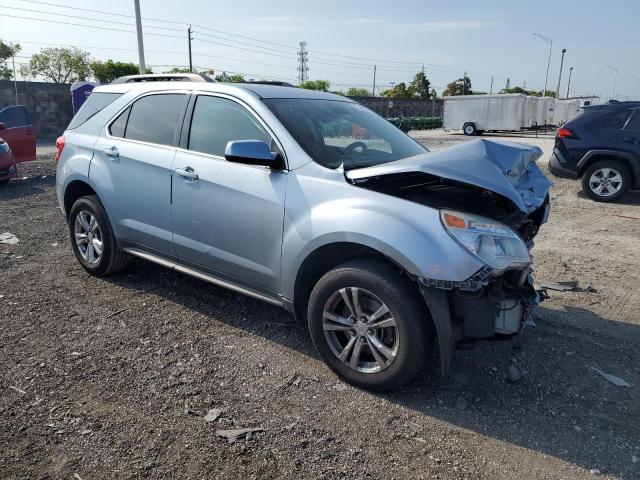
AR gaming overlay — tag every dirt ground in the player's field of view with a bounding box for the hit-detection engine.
[1,131,638,479]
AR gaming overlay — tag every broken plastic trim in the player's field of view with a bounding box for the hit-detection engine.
[419,265,494,292]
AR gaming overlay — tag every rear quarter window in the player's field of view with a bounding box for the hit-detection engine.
[67,92,123,130]
[602,109,632,129]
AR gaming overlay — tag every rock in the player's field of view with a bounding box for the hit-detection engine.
[203,408,223,423]
[632,455,638,464]
[216,427,264,443]
[455,396,467,410]
[507,365,522,383]
[589,469,601,475]
[0,232,19,245]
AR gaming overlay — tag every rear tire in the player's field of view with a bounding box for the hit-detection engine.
[68,195,128,276]
[307,259,435,391]
[581,160,630,202]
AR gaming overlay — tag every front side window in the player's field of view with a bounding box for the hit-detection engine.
[112,94,186,146]
[0,106,29,128]
[263,98,426,170]
[188,96,272,157]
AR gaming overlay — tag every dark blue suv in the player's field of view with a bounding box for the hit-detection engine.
[549,101,640,201]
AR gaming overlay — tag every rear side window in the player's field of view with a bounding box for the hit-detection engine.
[602,109,632,129]
[624,110,640,132]
[0,106,29,128]
[114,94,186,146]
[188,95,272,157]
[68,92,122,129]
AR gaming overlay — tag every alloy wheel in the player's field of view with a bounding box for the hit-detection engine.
[322,287,399,373]
[589,167,623,197]
[74,210,103,265]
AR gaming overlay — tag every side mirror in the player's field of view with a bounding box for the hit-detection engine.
[0,122,6,130]
[225,140,282,169]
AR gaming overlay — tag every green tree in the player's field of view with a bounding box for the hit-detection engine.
[215,71,245,82]
[381,82,411,98]
[408,71,431,99]
[20,47,91,83]
[345,87,371,97]
[0,40,21,80]
[442,76,472,96]
[430,88,437,99]
[91,59,150,83]
[299,79,330,92]
[167,67,191,74]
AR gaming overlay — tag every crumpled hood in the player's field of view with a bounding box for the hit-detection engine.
[346,139,553,214]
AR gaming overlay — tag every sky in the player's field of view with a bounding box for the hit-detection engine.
[1,0,639,100]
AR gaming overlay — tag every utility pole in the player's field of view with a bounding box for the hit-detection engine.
[555,48,566,99]
[187,25,193,73]
[630,75,639,101]
[133,0,146,74]
[297,41,309,84]
[566,67,574,98]
[11,52,18,105]
[604,64,618,100]
[490,76,494,94]
[372,65,376,97]
[533,33,553,97]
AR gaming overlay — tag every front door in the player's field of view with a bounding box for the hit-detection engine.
[171,94,287,295]
[0,106,36,162]
[91,92,189,257]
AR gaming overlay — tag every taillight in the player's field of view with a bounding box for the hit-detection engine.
[556,127,577,139]
[55,135,65,161]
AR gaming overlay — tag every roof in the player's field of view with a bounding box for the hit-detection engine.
[93,81,350,101]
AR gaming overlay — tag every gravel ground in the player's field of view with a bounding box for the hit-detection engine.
[1,131,638,479]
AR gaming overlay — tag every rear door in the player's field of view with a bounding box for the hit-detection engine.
[620,109,640,187]
[91,91,189,258]
[0,106,36,162]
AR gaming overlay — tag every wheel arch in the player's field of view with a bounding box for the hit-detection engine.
[577,151,638,186]
[291,242,412,324]
[63,179,98,217]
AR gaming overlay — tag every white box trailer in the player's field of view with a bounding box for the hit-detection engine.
[443,94,566,135]
[552,99,581,126]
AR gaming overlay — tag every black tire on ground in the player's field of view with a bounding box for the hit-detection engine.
[463,123,477,136]
[68,195,128,276]
[581,160,630,202]
[307,258,435,391]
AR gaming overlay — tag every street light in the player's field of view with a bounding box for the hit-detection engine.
[631,75,640,101]
[533,33,553,97]
[556,48,566,99]
[566,67,574,99]
[133,0,146,74]
[604,64,618,100]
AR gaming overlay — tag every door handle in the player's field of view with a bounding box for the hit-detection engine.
[175,167,199,181]
[102,146,119,158]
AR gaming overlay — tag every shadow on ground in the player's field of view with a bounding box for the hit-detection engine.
[103,259,639,478]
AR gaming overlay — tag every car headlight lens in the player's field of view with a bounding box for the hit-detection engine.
[440,209,530,271]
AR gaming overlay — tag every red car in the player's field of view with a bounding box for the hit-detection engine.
[0,105,36,163]
[0,136,17,186]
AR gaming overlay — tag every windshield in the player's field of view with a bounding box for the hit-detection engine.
[263,98,427,170]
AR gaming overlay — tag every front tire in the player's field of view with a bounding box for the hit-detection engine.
[68,195,128,276]
[307,259,434,391]
[581,160,630,202]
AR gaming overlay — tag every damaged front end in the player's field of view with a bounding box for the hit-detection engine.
[346,139,552,374]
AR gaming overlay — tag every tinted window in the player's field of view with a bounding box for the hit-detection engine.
[124,94,186,146]
[602,109,632,129]
[188,96,272,157]
[0,106,29,128]
[109,106,130,138]
[68,93,122,129]
[624,110,640,132]
[264,98,426,170]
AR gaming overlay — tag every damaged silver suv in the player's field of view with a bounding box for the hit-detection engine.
[56,82,551,390]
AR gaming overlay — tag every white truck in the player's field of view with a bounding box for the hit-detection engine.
[443,94,580,135]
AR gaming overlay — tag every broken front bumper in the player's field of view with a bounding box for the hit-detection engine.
[419,267,538,375]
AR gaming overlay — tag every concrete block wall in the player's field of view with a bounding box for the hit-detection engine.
[0,80,73,141]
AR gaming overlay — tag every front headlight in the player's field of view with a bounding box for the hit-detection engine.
[440,209,530,272]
